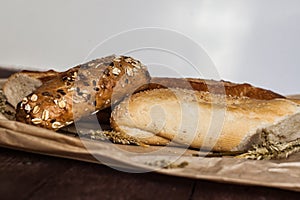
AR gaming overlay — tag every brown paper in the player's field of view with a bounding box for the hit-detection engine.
[1,79,300,192]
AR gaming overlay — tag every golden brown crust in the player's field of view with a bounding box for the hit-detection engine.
[149,77,284,100]
[16,55,150,130]
[111,88,300,151]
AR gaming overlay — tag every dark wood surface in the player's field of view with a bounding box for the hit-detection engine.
[0,68,299,200]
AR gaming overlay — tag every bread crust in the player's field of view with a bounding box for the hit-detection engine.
[16,55,150,130]
[149,77,284,100]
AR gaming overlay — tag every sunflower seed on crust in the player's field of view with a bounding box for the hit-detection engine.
[58,100,66,108]
[32,118,42,124]
[24,104,31,112]
[112,67,121,75]
[132,63,141,69]
[32,106,40,114]
[30,94,38,102]
[22,97,28,104]
[126,68,133,76]
[65,121,74,126]
[52,121,63,129]
[42,110,50,121]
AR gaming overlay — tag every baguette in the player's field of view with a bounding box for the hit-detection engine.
[94,77,285,124]
[16,55,150,130]
[111,88,300,152]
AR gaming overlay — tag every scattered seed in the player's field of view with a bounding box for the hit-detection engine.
[65,121,73,126]
[32,106,40,114]
[132,63,141,69]
[126,68,133,76]
[88,62,95,67]
[73,71,78,78]
[67,87,76,92]
[125,57,132,63]
[57,89,66,95]
[58,100,67,108]
[22,97,28,104]
[42,110,50,121]
[81,89,88,94]
[30,94,38,102]
[91,110,99,115]
[52,121,63,129]
[32,118,42,124]
[112,67,121,75]
[24,104,31,112]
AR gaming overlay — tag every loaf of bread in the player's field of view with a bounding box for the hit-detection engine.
[94,77,285,124]
[111,88,300,152]
[16,55,150,130]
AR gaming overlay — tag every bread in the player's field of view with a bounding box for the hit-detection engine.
[5,69,284,124]
[16,55,150,130]
[111,88,300,152]
[94,77,285,124]
[3,70,59,108]
[149,77,284,100]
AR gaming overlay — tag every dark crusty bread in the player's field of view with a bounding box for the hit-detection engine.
[111,88,300,151]
[16,55,150,130]
[149,77,284,100]
[3,70,59,108]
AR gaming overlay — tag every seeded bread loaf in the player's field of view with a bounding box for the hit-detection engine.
[16,55,150,130]
[111,88,300,152]
[3,70,59,108]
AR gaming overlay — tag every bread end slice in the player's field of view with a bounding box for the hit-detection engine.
[3,70,58,108]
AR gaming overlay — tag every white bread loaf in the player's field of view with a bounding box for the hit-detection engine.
[111,88,300,152]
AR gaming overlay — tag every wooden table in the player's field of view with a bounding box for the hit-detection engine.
[0,68,299,200]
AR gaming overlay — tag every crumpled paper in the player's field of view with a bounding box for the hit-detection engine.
[1,79,300,192]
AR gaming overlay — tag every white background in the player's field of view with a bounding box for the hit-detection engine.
[0,0,299,95]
